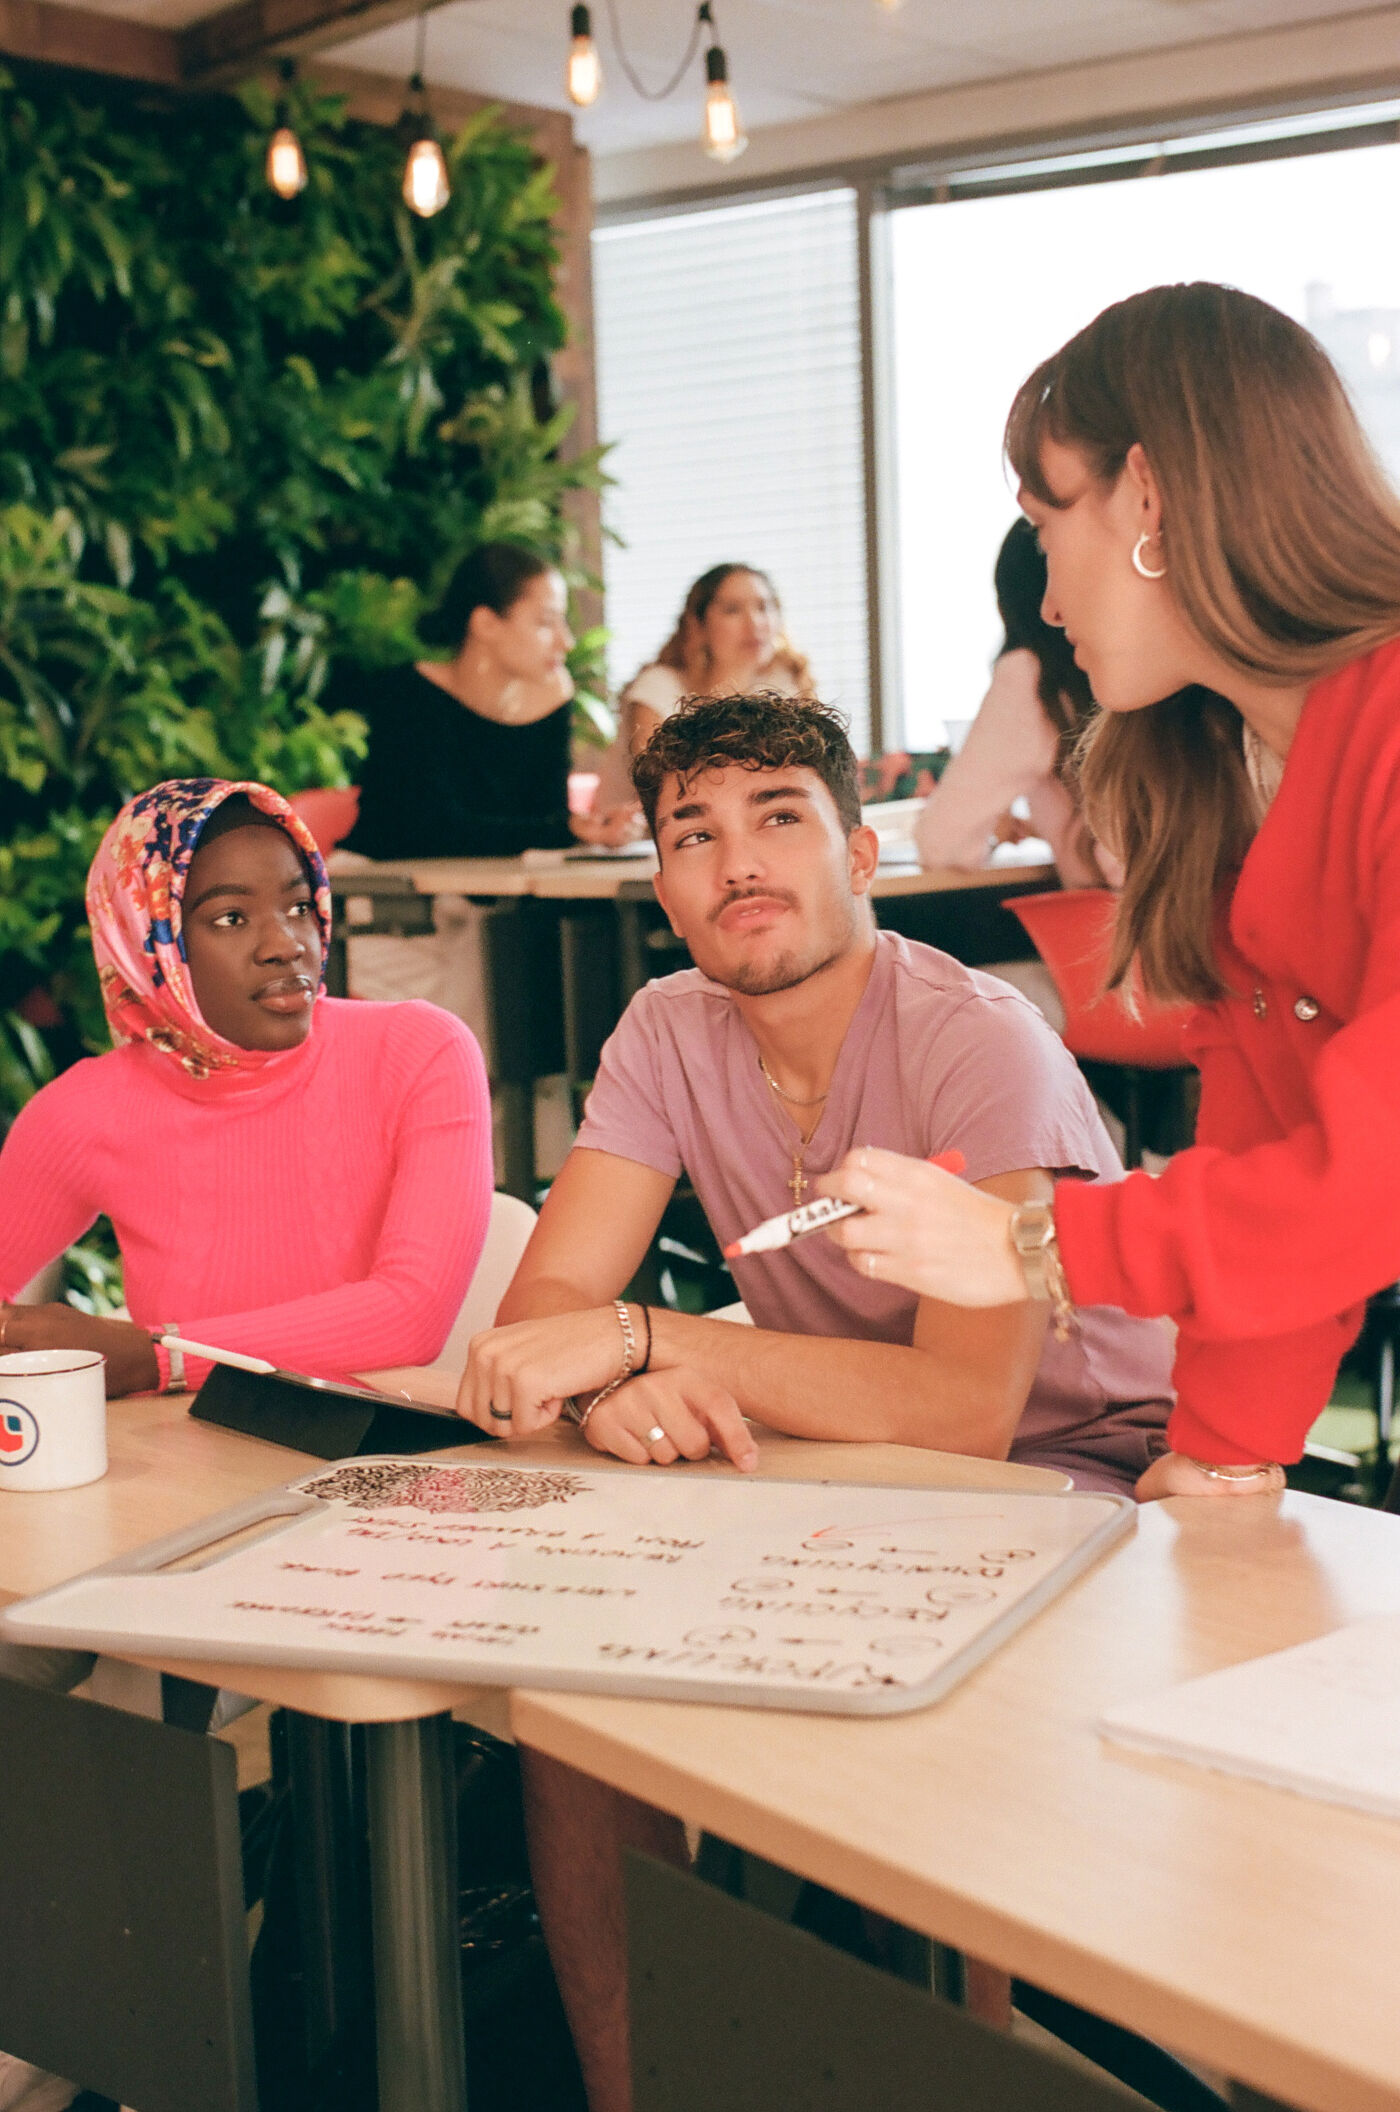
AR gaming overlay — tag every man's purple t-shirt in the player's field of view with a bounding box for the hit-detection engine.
[576,930,1173,1490]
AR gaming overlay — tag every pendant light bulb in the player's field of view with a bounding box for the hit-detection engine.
[701,43,746,162]
[566,3,602,106]
[403,131,450,216]
[266,60,307,199]
[399,60,450,217]
[267,125,308,199]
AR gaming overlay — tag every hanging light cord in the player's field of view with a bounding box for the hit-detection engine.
[600,0,712,102]
[410,2,429,95]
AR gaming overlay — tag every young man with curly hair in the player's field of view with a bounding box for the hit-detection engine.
[461,691,1170,1485]
[456,692,1173,2111]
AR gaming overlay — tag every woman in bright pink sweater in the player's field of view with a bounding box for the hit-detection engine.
[821,283,1400,1501]
[0,778,492,1394]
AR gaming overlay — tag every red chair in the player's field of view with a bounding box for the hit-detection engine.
[1008,888,1197,1168]
[289,785,360,856]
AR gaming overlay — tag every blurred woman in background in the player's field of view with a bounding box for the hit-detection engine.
[612,562,816,768]
[346,541,633,860]
[915,516,1117,887]
[341,543,631,1088]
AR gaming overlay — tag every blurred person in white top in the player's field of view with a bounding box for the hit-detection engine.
[916,516,1121,889]
[599,565,816,803]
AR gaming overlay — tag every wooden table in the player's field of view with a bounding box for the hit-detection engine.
[513,1490,1400,2112]
[327,851,537,898]
[0,1379,1063,2112]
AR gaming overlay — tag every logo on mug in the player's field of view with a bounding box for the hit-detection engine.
[0,1402,39,1466]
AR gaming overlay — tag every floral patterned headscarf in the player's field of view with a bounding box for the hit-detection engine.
[85,778,332,1083]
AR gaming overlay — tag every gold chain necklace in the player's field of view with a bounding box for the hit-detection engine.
[758,1054,828,1206]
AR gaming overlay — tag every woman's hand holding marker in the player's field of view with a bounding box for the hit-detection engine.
[726,1150,968,1261]
[816,1147,1027,1305]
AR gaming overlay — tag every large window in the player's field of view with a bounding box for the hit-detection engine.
[592,189,869,750]
[890,124,1400,749]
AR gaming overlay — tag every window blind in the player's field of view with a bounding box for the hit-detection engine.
[592,188,869,753]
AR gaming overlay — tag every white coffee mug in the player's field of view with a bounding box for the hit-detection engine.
[0,1349,107,1492]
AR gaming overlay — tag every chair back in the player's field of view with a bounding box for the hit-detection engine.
[290,785,361,855]
[1008,889,1195,1069]
[435,1189,539,1367]
[0,1674,255,2112]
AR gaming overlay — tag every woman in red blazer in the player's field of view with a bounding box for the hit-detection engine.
[822,281,1400,1500]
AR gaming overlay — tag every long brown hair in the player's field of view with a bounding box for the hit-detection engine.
[650,563,815,696]
[1006,282,1400,1002]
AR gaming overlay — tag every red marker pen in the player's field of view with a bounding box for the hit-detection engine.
[723,1150,966,1260]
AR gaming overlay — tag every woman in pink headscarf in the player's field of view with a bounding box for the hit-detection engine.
[0,777,492,1395]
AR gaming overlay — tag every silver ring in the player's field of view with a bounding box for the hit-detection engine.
[488,1403,513,1423]
[645,1425,667,1445]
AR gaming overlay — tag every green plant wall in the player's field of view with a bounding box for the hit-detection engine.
[0,61,607,1115]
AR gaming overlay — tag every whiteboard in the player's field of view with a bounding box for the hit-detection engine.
[2,1458,1133,1716]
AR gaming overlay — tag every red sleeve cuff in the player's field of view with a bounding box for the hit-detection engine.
[1165,1401,1276,1465]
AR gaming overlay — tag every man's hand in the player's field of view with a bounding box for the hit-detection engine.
[0,1303,159,1397]
[1135,1451,1286,1501]
[581,1368,758,1470]
[457,1306,651,1438]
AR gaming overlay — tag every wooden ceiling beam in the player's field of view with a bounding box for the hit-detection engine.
[179,0,458,86]
[0,0,492,90]
[0,5,571,156]
[0,0,180,85]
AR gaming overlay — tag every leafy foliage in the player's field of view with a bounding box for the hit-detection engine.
[0,62,608,1119]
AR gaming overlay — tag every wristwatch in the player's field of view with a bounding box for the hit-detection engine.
[1008,1201,1075,1341]
[149,1326,184,1393]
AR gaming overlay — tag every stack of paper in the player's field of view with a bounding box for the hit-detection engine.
[1100,1615,1400,1819]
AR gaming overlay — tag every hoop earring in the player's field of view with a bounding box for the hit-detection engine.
[1132,532,1167,581]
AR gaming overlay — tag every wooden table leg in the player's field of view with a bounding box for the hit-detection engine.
[363,1713,467,2112]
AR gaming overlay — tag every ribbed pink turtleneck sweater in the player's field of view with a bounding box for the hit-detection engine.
[0,997,492,1388]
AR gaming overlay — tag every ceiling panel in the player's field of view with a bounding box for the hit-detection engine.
[21,0,1398,155]
[322,0,1398,155]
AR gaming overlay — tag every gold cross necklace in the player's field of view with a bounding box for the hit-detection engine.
[758,1054,828,1207]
